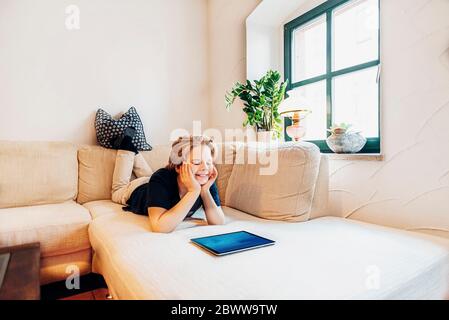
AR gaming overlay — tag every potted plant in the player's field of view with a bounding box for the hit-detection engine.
[326,123,367,154]
[225,70,288,141]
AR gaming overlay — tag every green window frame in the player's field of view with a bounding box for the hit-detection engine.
[284,0,381,153]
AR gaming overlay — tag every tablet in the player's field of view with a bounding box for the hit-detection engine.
[190,231,275,256]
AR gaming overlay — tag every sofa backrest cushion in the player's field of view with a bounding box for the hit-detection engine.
[77,145,117,205]
[214,143,239,207]
[309,155,329,220]
[141,145,172,174]
[77,142,325,220]
[77,145,171,204]
[225,142,322,222]
[0,141,78,209]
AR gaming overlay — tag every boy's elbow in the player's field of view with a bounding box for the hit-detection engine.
[152,226,173,234]
[149,221,174,234]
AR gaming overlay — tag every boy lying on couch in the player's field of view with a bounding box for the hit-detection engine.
[110,128,225,233]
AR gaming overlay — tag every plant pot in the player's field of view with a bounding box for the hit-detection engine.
[326,132,367,154]
[257,130,275,143]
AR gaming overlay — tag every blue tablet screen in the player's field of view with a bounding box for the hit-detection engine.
[191,231,275,255]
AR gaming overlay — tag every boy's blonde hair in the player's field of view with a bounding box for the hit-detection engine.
[166,135,216,171]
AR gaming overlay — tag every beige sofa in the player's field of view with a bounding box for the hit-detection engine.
[1,140,449,299]
[0,141,91,284]
[0,140,328,285]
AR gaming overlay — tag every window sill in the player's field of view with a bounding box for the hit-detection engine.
[324,153,384,161]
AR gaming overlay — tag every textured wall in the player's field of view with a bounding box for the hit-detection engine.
[328,0,449,239]
[212,0,449,238]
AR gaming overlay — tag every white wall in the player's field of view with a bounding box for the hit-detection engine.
[0,0,209,145]
[246,0,310,80]
[246,22,281,80]
[215,0,449,238]
[328,0,449,237]
[208,0,262,136]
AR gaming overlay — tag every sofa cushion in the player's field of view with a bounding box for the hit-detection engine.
[89,206,449,299]
[0,141,78,209]
[225,142,321,222]
[140,145,171,173]
[309,154,329,220]
[77,146,117,205]
[0,201,91,258]
[214,142,239,207]
[83,200,125,220]
[77,145,171,204]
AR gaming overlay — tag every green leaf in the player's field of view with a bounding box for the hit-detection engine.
[225,70,288,130]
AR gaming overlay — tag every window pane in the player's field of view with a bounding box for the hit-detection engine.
[292,15,326,83]
[333,66,379,138]
[333,0,379,71]
[287,81,327,141]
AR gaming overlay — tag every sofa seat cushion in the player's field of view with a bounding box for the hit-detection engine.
[88,203,449,299]
[84,200,206,230]
[0,201,91,258]
[83,200,126,220]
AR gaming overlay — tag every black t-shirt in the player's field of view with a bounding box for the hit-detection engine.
[123,168,221,217]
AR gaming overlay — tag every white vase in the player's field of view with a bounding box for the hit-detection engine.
[326,132,367,153]
[257,130,274,143]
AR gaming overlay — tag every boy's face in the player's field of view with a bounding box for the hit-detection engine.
[189,145,213,185]
[177,145,213,185]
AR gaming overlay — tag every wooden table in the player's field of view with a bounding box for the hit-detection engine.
[0,243,40,300]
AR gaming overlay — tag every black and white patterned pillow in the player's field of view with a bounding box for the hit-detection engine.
[95,107,152,151]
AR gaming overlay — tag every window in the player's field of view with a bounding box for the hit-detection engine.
[284,0,380,153]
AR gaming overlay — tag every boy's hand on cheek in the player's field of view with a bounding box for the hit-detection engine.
[201,166,218,193]
[181,163,201,193]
